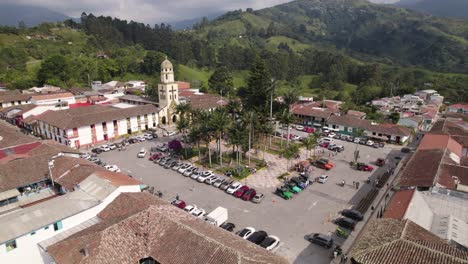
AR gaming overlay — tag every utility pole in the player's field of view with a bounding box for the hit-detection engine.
[269,78,275,147]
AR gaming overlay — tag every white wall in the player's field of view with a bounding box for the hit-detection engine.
[404,191,434,230]
[0,186,141,264]
[0,100,31,108]
[31,97,76,106]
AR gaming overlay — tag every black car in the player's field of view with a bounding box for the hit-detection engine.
[247,231,268,244]
[220,222,236,232]
[128,138,138,144]
[91,148,103,154]
[335,217,357,230]
[341,209,363,221]
[308,233,333,248]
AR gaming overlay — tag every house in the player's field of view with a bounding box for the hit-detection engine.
[414,89,439,100]
[395,134,468,192]
[30,92,76,106]
[384,187,468,250]
[326,115,411,143]
[346,110,366,119]
[291,103,334,127]
[350,218,468,264]
[0,90,31,109]
[118,94,158,107]
[448,104,468,115]
[178,90,227,112]
[125,80,146,91]
[398,115,423,129]
[33,104,160,148]
[27,85,62,94]
[44,192,289,264]
[0,167,141,264]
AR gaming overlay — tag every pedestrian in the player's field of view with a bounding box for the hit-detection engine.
[176,194,179,200]
[352,181,355,187]
[356,182,360,189]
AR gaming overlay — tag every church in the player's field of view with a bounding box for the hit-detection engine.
[157,58,179,125]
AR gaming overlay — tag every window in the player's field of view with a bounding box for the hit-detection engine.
[53,221,63,231]
[44,226,49,230]
[6,240,16,252]
[30,231,36,236]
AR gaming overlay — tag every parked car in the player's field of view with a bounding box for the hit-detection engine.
[136,136,146,141]
[308,233,333,248]
[353,137,361,144]
[183,167,197,176]
[327,144,344,152]
[149,153,162,161]
[137,148,147,158]
[233,186,250,198]
[303,126,315,133]
[259,235,280,251]
[401,147,411,153]
[205,175,218,185]
[238,227,255,239]
[178,164,192,173]
[335,217,357,230]
[219,180,233,190]
[275,187,293,200]
[252,193,264,203]
[143,133,153,140]
[128,138,138,144]
[157,144,169,152]
[197,171,214,182]
[172,163,183,171]
[89,157,100,163]
[104,164,121,172]
[328,132,337,138]
[190,171,202,180]
[315,158,334,170]
[242,188,257,201]
[164,131,177,137]
[158,157,170,165]
[108,144,117,150]
[247,231,268,244]
[226,182,243,194]
[356,163,374,171]
[346,135,354,142]
[191,208,206,218]
[292,135,301,141]
[99,144,111,152]
[341,209,364,221]
[171,199,186,209]
[376,158,385,166]
[366,140,374,146]
[91,148,103,154]
[220,222,236,232]
[295,125,304,131]
[164,160,178,169]
[183,204,197,214]
[213,178,225,187]
[319,142,330,148]
[318,175,329,183]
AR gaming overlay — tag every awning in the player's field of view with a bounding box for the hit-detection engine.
[0,189,20,201]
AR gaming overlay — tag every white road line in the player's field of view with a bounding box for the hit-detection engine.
[308,201,318,210]
[137,164,146,168]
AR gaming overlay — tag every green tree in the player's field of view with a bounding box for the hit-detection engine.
[37,55,71,86]
[141,51,166,75]
[279,109,295,147]
[281,144,300,172]
[302,134,318,158]
[209,109,231,166]
[241,56,272,112]
[389,112,400,124]
[208,66,233,96]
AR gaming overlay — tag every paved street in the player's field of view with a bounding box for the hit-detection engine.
[94,133,403,264]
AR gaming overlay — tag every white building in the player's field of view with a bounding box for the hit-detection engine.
[0,90,31,109]
[34,104,159,148]
[0,170,142,264]
[157,58,179,125]
[30,92,76,106]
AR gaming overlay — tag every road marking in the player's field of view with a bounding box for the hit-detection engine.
[137,164,146,168]
[308,201,318,210]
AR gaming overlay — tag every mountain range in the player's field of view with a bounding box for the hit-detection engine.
[0,4,71,27]
[396,0,468,19]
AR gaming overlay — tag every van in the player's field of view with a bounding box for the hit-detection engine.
[335,217,356,230]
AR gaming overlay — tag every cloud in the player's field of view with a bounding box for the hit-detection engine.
[4,0,292,24]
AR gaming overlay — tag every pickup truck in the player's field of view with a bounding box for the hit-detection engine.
[315,158,334,170]
[204,207,228,227]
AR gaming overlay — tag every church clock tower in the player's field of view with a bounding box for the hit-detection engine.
[158,58,179,124]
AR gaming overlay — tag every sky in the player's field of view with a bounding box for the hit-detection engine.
[2,0,399,24]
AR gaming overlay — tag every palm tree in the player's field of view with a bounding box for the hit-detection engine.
[257,121,273,160]
[228,121,246,166]
[209,109,231,166]
[283,88,299,107]
[352,128,365,163]
[281,144,300,173]
[176,116,190,158]
[175,103,192,119]
[225,99,241,122]
[279,108,295,147]
[188,126,203,160]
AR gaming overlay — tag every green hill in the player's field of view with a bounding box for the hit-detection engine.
[396,0,468,19]
[197,0,468,73]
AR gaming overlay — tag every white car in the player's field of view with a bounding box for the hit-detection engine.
[226,182,242,194]
[143,133,153,140]
[164,131,177,137]
[292,135,301,141]
[366,140,374,146]
[205,175,218,185]
[197,171,214,182]
[184,167,197,176]
[238,227,255,239]
[191,171,202,180]
[184,204,197,214]
[100,145,111,152]
[319,137,334,144]
[108,144,117,150]
[178,164,193,173]
[80,153,91,160]
[104,165,121,172]
[191,208,206,218]
[172,163,183,171]
[318,175,329,183]
[328,132,337,138]
[260,235,280,251]
[295,125,304,131]
[137,149,147,158]
[354,137,361,143]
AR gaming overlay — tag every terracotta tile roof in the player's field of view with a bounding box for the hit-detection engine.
[351,219,468,264]
[449,104,468,110]
[47,192,289,264]
[31,92,74,101]
[0,90,31,103]
[35,104,159,130]
[419,134,463,156]
[180,92,227,110]
[437,164,468,189]
[0,104,36,116]
[92,170,141,187]
[396,149,445,188]
[430,119,467,137]
[291,104,334,119]
[347,110,367,118]
[383,190,415,219]
[0,121,38,149]
[328,115,411,136]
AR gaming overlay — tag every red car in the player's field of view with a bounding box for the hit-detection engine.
[303,127,315,133]
[282,133,293,139]
[149,153,162,161]
[319,142,330,148]
[242,188,257,201]
[171,199,186,209]
[233,186,250,198]
[357,163,374,171]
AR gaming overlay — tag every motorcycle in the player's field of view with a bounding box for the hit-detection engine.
[330,246,343,258]
[336,227,349,238]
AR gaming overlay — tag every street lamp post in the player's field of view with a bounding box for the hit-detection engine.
[48,152,64,188]
[269,78,276,147]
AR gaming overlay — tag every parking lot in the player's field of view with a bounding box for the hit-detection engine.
[93,133,403,264]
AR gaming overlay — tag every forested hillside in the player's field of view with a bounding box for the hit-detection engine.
[1,0,467,104]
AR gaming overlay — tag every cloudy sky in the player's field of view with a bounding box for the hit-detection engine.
[4,0,397,24]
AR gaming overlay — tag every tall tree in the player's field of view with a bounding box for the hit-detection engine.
[209,109,231,166]
[208,66,234,96]
[37,55,71,86]
[241,56,272,112]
